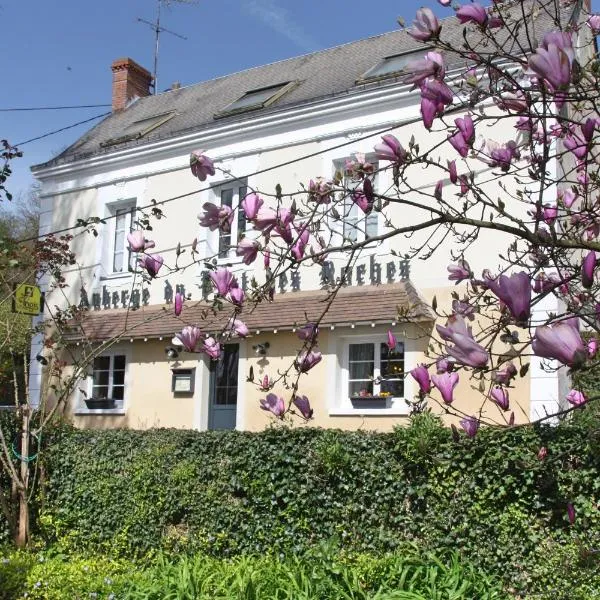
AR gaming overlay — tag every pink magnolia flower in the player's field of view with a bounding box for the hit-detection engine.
[452,299,475,320]
[175,325,202,352]
[431,371,459,404]
[456,115,475,145]
[448,131,469,157]
[236,238,260,265]
[264,250,271,269]
[456,3,488,26]
[387,330,398,351]
[543,204,558,226]
[495,91,528,113]
[374,134,408,164]
[581,251,596,289]
[292,394,314,420]
[127,230,155,252]
[295,349,322,373]
[587,14,600,32]
[564,132,588,160]
[260,393,285,418]
[420,79,453,130]
[447,260,472,284]
[482,140,520,172]
[254,207,279,234]
[241,193,263,220]
[588,338,598,358]
[438,0,451,5]
[490,386,510,411]
[199,202,234,232]
[228,286,245,306]
[532,319,587,367]
[493,362,517,385]
[202,337,221,360]
[437,315,489,368]
[228,318,249,338]
[308,178,333,204]
[352,189,373,215]
[448,160,457,184]
[566,389,587,406]
[297,323,318,341]
[138,254,163,278]
[174,292,183,317]
[528,43,572,91]
[190,150,215,181]
[436,357,452,374]
[402,52,445,85]
[408,7,441,41]
[460,416,480,438]
[484,271,531,324]
[260,375,272,391]
[410,364,432,395]
[210,268,236,296]
[537,447,548,461]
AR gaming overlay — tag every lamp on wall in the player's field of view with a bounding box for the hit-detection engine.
[164,346,180,360]
[252,342,270,356]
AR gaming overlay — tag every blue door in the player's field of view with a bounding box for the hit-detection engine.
[208,343,239,430]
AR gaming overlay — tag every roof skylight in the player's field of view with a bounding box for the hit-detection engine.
[214,82,297,119]
[101,112,175,147]
[359,50,428,82]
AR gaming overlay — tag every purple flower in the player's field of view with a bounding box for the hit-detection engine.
[436,357,452,374]
[127,230,154,252]
[566,389,587,406]
[456,3,488,26]
[175,325,202,352]
[402,52,445,85]
[228,286,245,306]
[490,386,510,411]
[456,115,475,145]
[495,91,528,113]
[410,364,432,395]
[588,338,598,358]
[228,318,249,338]
[138,254,163,278]
[190,150,215,181]
[431,371,459,404]
[408,7,441,41]
[241,192,263,220]
[452,299,475,320]
[543,204,558,225]
[447,260,472,284]
[387,330,398,351]
[588,15,600,33]
[308,178,333,204]
[210,268,236,296]
[236,238,260,265]
[448,131,469,157]
[295,349,322,373]
[202,337,221,360]
[582,251,596,289]
[292,394,314,420]
[448,160,458,184]
[260,393,285,418]
[567,502,576,525]
[493,362,517,385]
[260,375,271,391]
[564,132,588,160]
[374,134,408,164]
[482,140,520,172]
[437,315,489,369]
[297,323,318,341]
[420,79,454,130]
[532,319,587,367]
[174,292,183,317]
[528,43,572,91]
[484,271,531,324]
[199,202,234,232]
[254,207,278,234]
[460,416,480,438]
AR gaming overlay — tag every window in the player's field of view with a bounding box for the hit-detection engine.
[214,82,297,118]
[107,201,136,274]
[101,112,175,147]
[213,182,248,260]
[347,341,404,399]
[359,50,428,83]
[89,354,127,409]
[338,159,379,244]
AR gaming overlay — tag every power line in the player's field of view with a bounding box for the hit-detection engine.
[0,105,111,112]
[15,112,111,146]
[16,112,432,244]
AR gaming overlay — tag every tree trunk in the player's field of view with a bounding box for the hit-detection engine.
[15,408,29,548]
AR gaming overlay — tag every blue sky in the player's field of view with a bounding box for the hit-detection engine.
[1,0,598,203]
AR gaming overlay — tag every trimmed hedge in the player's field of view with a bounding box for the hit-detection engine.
[31,411,600,598]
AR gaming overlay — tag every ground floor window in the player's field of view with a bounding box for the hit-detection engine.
[85,353,127,410]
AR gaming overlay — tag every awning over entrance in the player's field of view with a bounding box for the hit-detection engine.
[64,281,435,342]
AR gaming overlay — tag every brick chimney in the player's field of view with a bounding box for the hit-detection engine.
[111,58,153,111]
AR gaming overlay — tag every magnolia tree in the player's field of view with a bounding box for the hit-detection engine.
[120,0,600,436]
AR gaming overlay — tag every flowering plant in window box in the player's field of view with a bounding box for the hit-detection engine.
[351,390,393,400]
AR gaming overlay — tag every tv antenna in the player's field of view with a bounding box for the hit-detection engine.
[137,0,196,93]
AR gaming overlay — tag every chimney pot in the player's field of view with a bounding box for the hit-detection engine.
[171,81,181,90]
[111,58,153,111]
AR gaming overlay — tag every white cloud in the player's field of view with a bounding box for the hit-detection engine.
[244,0,320,52]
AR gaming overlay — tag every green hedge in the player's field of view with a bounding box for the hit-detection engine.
[11,411,600,598]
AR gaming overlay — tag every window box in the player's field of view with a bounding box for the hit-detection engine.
[84,398,116,410]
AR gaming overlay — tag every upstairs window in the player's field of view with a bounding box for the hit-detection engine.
[214,82,297,118]
[109,201,137,274]
[358,50,428,83]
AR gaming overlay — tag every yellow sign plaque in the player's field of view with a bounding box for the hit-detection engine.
[12,284,42,316]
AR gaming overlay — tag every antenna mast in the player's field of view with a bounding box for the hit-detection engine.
[137,0,194,93]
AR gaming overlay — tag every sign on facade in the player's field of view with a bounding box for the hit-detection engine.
[12,284,43,316]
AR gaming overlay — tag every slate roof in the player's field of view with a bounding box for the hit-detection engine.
[34,0,574,171]
[64,281,435,342]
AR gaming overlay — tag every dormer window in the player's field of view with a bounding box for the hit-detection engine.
[358,50,428,83]
[214,82,297,118]
[100,112,175,147]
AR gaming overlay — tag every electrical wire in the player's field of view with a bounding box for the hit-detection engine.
[15,112,111,146]
[0,104,111,112]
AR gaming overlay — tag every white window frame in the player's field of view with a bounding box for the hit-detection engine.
[327,330,412,416]
[104,199,136,278]
[208,180,249,263]
[76,348,131,415]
